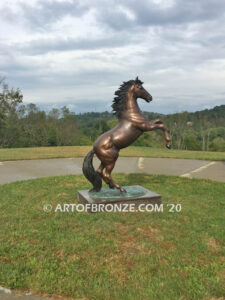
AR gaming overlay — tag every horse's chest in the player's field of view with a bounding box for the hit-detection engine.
[112,122,142,149]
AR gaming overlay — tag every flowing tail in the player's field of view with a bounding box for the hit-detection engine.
[82,149,102,192]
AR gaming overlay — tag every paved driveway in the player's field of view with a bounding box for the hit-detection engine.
[0,287,51,300]
[0,157,224,184]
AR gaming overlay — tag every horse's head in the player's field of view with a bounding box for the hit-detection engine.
[131,77,152,102]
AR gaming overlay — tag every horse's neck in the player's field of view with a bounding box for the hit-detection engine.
[125,93,141,114]
[123,92,147,124]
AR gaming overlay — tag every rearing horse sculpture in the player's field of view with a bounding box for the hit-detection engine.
[83,77,171,192]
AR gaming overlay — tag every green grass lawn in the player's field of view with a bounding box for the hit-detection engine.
[0,145,224,161]
[0,174,224,299]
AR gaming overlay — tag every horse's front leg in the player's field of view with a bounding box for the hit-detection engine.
[143,120,171,149]
[152,119,163,125]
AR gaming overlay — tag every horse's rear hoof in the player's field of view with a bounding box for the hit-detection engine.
[120,187,127,193]
[166,142,171,149]
[89,187,101,192]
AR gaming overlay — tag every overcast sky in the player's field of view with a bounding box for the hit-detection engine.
[0,0,225,114]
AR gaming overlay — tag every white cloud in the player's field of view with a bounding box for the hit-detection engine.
[152,0,175,9]
[0,0,224,113]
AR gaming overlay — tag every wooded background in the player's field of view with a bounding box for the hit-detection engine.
[1,80,224,151]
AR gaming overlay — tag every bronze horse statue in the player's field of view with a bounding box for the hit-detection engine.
[82,77,171,193]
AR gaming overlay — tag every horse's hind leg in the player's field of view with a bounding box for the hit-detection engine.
[97,162,114,189]
[103,163,126,192]
[96,162,105,177]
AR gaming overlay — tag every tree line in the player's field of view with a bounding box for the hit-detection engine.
[0,80,224,151]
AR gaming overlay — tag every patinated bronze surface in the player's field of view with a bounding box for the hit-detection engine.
[82,77,171,192]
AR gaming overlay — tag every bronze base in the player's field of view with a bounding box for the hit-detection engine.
[77,185,162,213]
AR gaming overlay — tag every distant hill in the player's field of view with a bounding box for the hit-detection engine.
[0,100,224,151]
[77,105,224,126]
[1,79,224,150]
[76,105,225,151]
[76,104,225,129]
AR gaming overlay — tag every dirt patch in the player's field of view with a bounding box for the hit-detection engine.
[204,297,225,300]
[137,227,163,242]
[207,237,221,252]
[59,183,76,187]
[120,235,141,255]
[114,222,131,236]
[57,193,68,198]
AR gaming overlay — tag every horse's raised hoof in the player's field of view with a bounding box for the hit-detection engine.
[154,119,163,124]
[166,142,171,149]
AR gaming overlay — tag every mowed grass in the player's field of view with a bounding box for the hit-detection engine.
[0,145,225,161]
[0,174,224,300]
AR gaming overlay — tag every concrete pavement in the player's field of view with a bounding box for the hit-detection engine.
[0,287,51,300]
[0,157,224,184]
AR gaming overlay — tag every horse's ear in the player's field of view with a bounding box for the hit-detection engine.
[135,76,139,83]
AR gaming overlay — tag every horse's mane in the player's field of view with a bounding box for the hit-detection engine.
[112,78,143,119]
